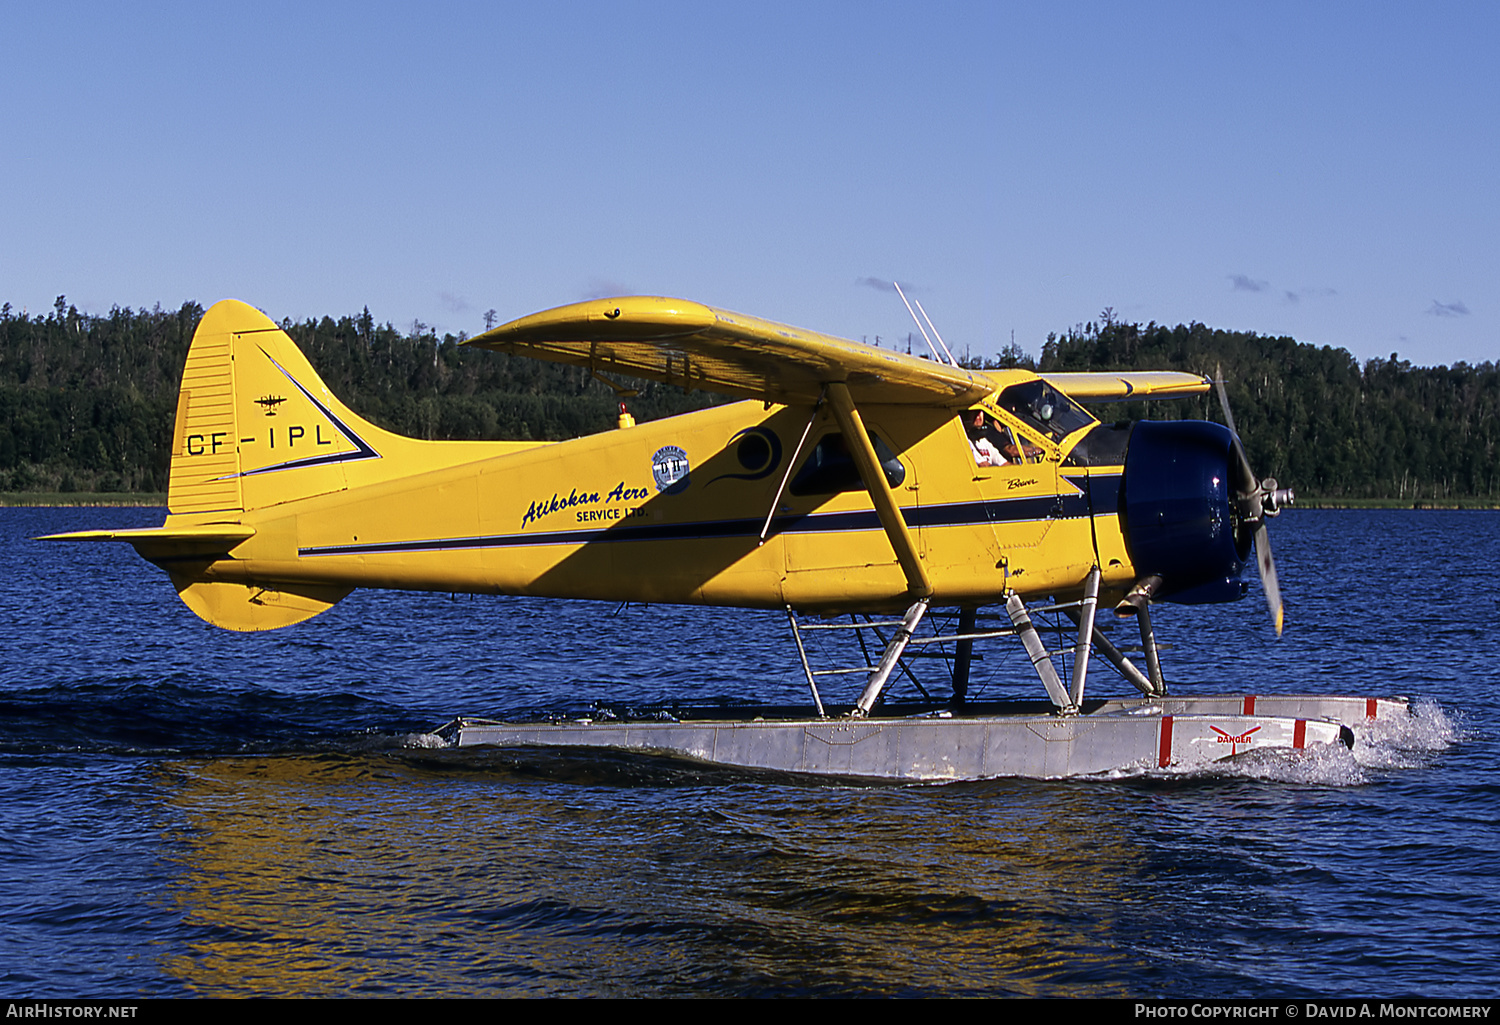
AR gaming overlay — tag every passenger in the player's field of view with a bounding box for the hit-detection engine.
[965,411,1008,467]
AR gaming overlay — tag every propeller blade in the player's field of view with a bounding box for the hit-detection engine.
[1217,363,1285,636]
[1214,363,1239,438]
[1253,521,1284,637]
[1214,365,1258,497]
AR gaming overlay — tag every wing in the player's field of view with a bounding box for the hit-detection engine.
[1041,371,1211,402]
[468,296,995,407]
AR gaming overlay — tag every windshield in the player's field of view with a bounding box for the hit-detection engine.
[995,380,1095,443]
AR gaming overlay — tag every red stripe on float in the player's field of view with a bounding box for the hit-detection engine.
[1366,698,1378,719]
[1243,695,1256,715]
[1158,715,1174,767]
[1293,719,1307,749]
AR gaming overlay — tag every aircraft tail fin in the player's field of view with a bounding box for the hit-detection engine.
[52,299,540,632]
[166,300,402,515]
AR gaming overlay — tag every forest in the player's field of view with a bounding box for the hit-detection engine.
[2,297,1496,502]
[1036,315,1499,502]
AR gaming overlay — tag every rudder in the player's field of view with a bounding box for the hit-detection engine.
[168,302,250,514]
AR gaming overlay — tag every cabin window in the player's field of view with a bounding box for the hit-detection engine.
[789,431,907,496]
[963,410,1044,466]
[996,380,1094,443]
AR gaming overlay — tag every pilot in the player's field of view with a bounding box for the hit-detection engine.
[1005,435,1044,464]
[965,411,1008,467]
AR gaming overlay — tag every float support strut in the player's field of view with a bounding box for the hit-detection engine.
[1138,602,1166,695]
[787,606,827,718]
[853,598,928,717]
[1007,593,1075,713]
[1069,618,1158,697]
[952,606,977,705]
[1069,568,1101,707]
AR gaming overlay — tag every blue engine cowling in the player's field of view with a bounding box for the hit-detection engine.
[1120,420,1249,605]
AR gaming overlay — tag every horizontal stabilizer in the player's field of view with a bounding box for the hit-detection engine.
[41,525,256,544]
[42,524,256,565]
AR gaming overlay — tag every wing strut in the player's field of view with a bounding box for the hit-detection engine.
[760,392,824,544]
[826,382,932,599]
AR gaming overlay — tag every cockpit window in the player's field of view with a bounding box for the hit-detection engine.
[962,410,1044,466]
[995,380,1094,442]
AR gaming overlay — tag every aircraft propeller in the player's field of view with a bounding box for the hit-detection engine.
[1214,365,1294,635]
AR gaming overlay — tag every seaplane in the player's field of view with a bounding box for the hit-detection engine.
[47,294,1406,780]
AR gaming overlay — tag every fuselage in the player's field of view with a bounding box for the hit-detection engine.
[168,394,1126,612]
[73,299,1247,631]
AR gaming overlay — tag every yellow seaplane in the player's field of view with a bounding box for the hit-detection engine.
[49,296,1404,779]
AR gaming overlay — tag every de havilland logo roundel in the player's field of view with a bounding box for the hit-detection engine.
[651,445,690,495]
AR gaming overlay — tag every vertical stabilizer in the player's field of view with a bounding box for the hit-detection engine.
[56,298,543,632]
[165,299,544,522]
[167,300,396,514]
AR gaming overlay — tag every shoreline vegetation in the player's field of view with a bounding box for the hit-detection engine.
[3,492,165,506]
[4,297,1497,503]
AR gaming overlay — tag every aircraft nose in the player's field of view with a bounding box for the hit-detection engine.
[1119,420,1249,605]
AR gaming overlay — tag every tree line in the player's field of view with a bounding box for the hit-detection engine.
[1027,316,1499,502]
[2,297,1496,501]
[0,297,722,493]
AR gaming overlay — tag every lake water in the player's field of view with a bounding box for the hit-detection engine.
[0,507,1493,998]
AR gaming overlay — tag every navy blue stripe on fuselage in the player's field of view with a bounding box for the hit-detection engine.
[1062,472,1121,516]
[297,476,1123,559]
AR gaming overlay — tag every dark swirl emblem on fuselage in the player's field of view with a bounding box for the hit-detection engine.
[705,426,784,487]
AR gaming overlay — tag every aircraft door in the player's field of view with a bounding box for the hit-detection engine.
[779,415,922,596]
[965,409,1060,555]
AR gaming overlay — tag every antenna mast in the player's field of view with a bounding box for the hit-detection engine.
[892,281,949,365]
[912,297,957,365]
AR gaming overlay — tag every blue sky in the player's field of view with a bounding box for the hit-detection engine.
[3,1,1495,368]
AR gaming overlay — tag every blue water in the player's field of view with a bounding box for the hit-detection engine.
[0,507,1492,998]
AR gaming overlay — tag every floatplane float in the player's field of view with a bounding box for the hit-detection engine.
[48,295,1405,780]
